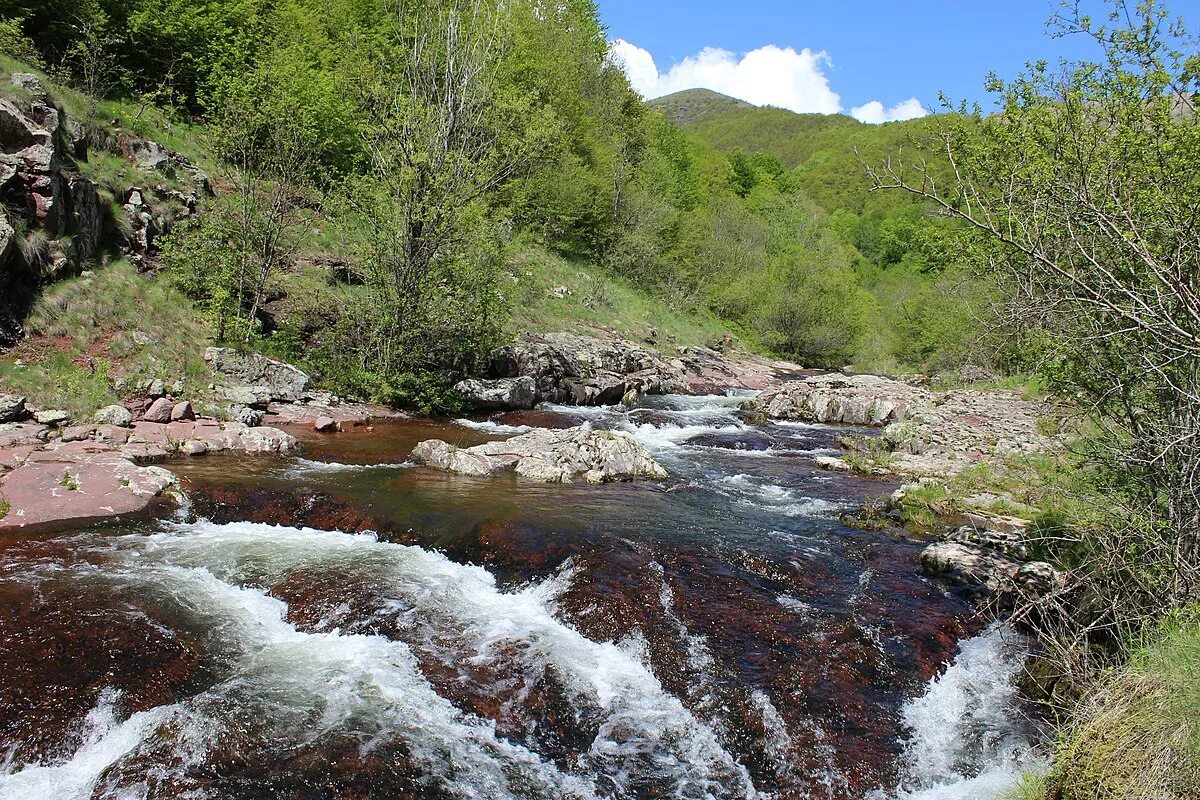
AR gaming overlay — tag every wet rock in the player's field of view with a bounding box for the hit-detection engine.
[314,415,337,433]
[142,397,174,423]
[93,404,133,427]
[453,376,537,411]
[411,426,667,483]
[205,347,310,403]
[33,409,71,427]
[170,400,195,421]
[0,394,26,423]
[230,404,266,426]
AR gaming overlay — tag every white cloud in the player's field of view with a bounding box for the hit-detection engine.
[850,97,928,124]
[609,39,841,115]
[609,39,929,125]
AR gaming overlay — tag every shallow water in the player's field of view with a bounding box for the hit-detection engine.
[0,395,1039,799]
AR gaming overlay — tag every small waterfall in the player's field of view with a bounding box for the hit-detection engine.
[877,625,1043,800]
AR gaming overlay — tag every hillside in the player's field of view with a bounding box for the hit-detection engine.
[647,88,752,126]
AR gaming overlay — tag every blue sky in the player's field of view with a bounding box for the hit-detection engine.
[599,0,1120,122]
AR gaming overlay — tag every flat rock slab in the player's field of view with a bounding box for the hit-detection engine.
[411,426,667,483]
[760,373,928,426]
[0,446,177,531]
[263,401,404,428]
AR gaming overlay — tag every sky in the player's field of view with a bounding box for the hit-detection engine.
[599,0,1126,123]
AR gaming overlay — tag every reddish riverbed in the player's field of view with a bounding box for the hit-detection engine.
[0,395,1036,799]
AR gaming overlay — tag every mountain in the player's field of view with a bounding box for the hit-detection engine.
[647,89,752,127]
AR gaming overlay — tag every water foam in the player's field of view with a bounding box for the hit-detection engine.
[67,521,758,798]
[453,419,536,435]
[878,625,1043,800]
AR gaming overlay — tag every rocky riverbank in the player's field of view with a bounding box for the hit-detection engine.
[755,372,1067,605]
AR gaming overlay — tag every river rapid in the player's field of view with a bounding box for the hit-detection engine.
[0,393,1040,799]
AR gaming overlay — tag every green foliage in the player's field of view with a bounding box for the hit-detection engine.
[0,499,10,520]
[1051,610,1200,799]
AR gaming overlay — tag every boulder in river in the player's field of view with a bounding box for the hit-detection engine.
[411,426,667,483]
[453,376,537,411]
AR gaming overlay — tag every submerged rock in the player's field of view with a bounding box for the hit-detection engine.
[411,426,667,483]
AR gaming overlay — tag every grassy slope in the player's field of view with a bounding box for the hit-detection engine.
[503,245,733,348]
[648,88,753,127]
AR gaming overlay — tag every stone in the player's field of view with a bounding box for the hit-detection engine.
[170,401,195,422]
[179,440,208,456]
[453,376,537,411]
[93,405,133,427]
[59,425,95,443]
[918,541,1022,595]
[205,347,310,403]
[760,373,927,426]
[411,426,667,484]
[142,397,174,423]
[314,416,337,433]
[230,405,266,426]
[148,379,166,398]
[0,394,26,423]
[33,410,71,427]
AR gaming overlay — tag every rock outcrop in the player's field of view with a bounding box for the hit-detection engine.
[453,376,537,411]
[919,524,1062,601]
[205,347,311,404]
[762,373,1061,478]
[487,331,803,406]
[759,373,927,426]
[411,426,667,483]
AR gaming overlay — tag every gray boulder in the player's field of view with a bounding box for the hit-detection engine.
[33,409,71,427]
[205,347,310,403]
[759,373,927,426]
[453,376,537,411]
[93,405,133,427]
[0,394,26,423]
[411,426,667,484]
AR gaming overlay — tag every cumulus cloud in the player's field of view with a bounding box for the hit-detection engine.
[609,39,928,125]
[849,97,928,124]
[609,39,841,115]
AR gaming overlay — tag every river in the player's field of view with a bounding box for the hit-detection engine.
[0,393,1039,799]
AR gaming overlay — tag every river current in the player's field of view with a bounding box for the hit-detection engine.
[0,394,1039,799]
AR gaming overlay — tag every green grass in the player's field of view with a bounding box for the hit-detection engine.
[0,499,9,520]
[1049,612,1200,799]
[0,260,214,418]
[1000,771,1050,800]
[504,245,737,349]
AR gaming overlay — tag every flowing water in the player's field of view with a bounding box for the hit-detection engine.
[0,394,1041,799]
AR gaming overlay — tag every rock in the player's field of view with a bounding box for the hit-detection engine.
[170,401,195,422]
[33,410,71,427]
[919,541,1022,595]
[142,397,174,423]
[205,347,310,403]
[0,395,26,423]
[230,405,266,427]
[1015,561,1062,595]
[314,416,337,433]
[59,425,95,443]
[179,440,208,456]
[760,373,927,426]
[947,525,1029,560]
[147,378,166,398]
[0,446,179,532]
[94,405,133,427]
[453,377,537,411]
[411,426,667,483]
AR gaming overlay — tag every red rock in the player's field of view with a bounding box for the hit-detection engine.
[59,424,96,442]
[170,400,195,421]
[0,449,177,531]
[142,397,174,423]
[314,416,338,433]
